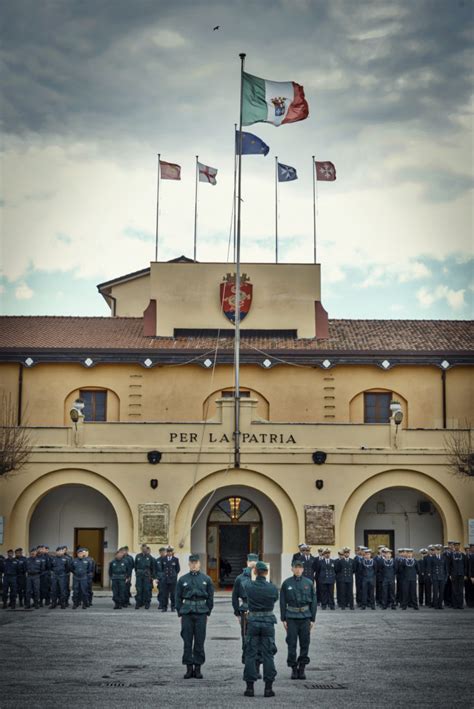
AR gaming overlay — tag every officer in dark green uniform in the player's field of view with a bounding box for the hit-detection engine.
[232,553,258,663]
[280,559,317,680]
[134,544,156,609]
[108,549,129,609]
[243,560,278,698]
[175,553,214,679]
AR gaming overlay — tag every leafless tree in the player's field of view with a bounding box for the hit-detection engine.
[0,391,33,476]
[445,421,473,478]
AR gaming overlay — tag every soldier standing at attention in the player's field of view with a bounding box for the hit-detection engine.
[156,547,167,609]
[429,544,448,609]
[161,545,180,612]
[71,548,90,609]
[36,545,52,607]
[353,546,364,608]
[360,549,376,610]
[50,547,71,609]
[316,548,336,610]
[292,544,315,581]
[2,550,20,609]
[400,549,419,610]
[425,545,436,607]
[120,546,134,607]
[243,560,278,698]
[175,553,214,680]
[25,548,44,609]
[83,548,96,607]
[134,544,156,610]
[380,548,397,610]
[335,547,355,610]
[232,553,258,664]
[109,549,130,609]
[417,548,429,606]
[280,559,317,680]
[449,541,467,609]
[374,545,385,607]
[14,548,27,608]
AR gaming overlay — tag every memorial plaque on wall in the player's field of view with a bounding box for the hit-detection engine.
[138,503,170,544]
[305,505,335,545]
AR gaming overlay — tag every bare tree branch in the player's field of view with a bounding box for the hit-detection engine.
[444,421,473,478]
[0,391,33,476]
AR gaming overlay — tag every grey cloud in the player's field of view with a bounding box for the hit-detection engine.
[392,166,474,202]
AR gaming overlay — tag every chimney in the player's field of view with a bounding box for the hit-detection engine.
[315,301,329,339]
[143,299,157,337]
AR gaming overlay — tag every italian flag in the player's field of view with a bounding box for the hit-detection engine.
[242,72,309,127]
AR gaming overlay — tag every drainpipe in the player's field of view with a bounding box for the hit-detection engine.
[17,363,23,425]
[441,370,447,429]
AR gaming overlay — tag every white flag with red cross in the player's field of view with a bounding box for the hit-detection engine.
[198,161,218,185]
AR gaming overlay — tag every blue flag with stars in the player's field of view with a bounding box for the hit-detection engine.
[277,162,298,182]
[236,130,270,156]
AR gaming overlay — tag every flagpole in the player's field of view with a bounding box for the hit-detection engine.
[312,155,317,264]
[233,124,238,262]
[155,153,161,261]
[275,156,279,263]
[234,52,246,470]
[194,155,198,261]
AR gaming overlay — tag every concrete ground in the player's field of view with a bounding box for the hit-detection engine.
[0,596,473,709]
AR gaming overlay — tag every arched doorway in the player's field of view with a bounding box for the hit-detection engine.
[355,486,443,552]
[206,496,262,587]
[190,483,283,585]
[29,484,118,586]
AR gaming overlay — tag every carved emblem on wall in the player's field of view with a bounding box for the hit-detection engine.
[304,505,335,545]
[138,503,170,544]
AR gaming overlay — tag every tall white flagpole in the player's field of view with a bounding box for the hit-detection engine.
[275,156,279,263]
[312,155,317,264]
[194,155,199,261]
[233,124,238,262]
[155,153,161,261]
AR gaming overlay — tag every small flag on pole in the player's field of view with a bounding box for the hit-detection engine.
[277,162,298,182]
[315,161,336,181]
[160,160,181,180]
[198,161,218,185]
[236,130,270,155]
[242,72,309,127]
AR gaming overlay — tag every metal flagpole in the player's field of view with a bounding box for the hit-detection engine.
[234,53,246,470]
[275,156,279,263]
[155,153,161,261]
[312,155,317,264]
[233,124,238,262]
[194,155,199,261]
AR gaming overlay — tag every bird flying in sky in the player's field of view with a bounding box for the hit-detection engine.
[213,25,220,30]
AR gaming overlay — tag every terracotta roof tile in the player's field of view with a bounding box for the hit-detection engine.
[0,316,472,354]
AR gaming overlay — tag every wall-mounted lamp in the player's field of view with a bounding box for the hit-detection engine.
[312,451,327,465]
[147,450,162,464]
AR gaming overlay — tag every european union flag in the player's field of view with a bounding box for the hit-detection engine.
[236,130,270,156]
[277,162,298,182]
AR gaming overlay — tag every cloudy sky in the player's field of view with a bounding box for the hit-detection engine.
[1,0,473,319]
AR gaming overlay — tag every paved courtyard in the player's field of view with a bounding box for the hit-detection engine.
[0,595,473,708]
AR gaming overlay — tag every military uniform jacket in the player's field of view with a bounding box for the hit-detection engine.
[86,557,96,577]
[134,553,157,577]
[162,556,180,581]
[280,575,317,622]
[360,559,376,579]
[449,553,466,576]
[122,554,134,576]
[26,557,45,576]
[51,556,71,577]
[15,556,27,575]
[38,553,52,574]
[71,558,90,578]
[232,567,252,615]
[292,553,316,580]
[247,576,278,624]
[400,558,418,580]
[175,571,214,616]
[353,555,364,576]
[108,559,129,580]
[468,553,474,577]
[317,558,337,583]
[3,558,20,577]
[427,555,448,581]
[335,557,355,581]
[380,559,396,581]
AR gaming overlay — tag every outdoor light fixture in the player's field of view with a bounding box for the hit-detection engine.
[229,496,241,520]
[150,479,158,489]
[315,479,324,490]
[263,359,272,368]
[147,450,162,465]
[25,357,34,367]
[203,358,213,368]
[441,360,450,369]
[144,358,153,368]
[84,357,93,367]
[312,451,327,465]
[70,398,85,423]
[381,360,390,369]
[393,410,403,426]
[322,359,331,368]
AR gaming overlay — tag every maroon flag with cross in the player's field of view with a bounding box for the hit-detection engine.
[315,161,336,181]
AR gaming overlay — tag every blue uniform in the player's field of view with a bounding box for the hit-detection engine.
[71,558,90,608]
[449,552,467,609]
[334,557,355,609]
[316,558,336,609]
[50,555,71,608]
[428,554,448,609]
[15,555,27,606]
[161,555,180,611]
[243,576,279,684]
[380,559,396,609]
[25,556,44,608]
[2,557,20,608]
[360,558,376,609]
[400,558,419,609]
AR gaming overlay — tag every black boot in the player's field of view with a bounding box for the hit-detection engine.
[194,665,203,679]
[264,681,275,697]
[297,663,306,680]
[244,681,254,697]
[291,666,299,679]
[183,665,194,679]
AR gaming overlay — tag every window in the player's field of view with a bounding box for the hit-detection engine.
[364,392,392,423]
[221,390,250,398]
[80,390,107,422]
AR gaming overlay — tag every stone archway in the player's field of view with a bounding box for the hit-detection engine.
[8,468,134,553]
[339,470,463,549]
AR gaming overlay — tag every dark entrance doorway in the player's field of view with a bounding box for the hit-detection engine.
[207,497,262,588]
[74,528,104,585]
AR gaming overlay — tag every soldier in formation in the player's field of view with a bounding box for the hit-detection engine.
[280,559,317,680]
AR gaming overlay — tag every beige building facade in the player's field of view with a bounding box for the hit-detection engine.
[0,260,473,586]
